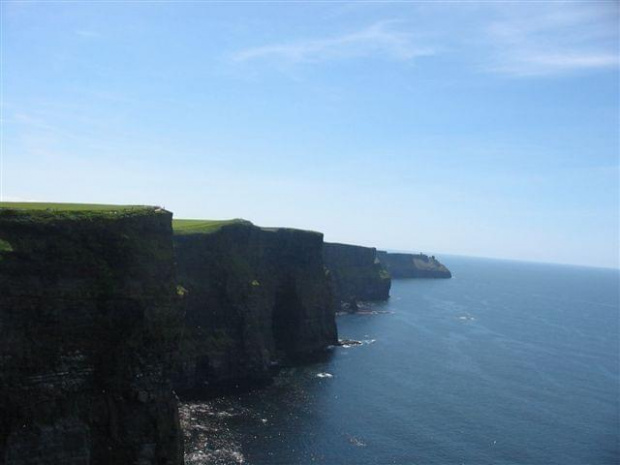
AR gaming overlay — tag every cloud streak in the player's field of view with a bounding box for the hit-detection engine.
[230,5,617,78]
[232,21,435,65]
[490,52,618,77]
[485,4,619,76]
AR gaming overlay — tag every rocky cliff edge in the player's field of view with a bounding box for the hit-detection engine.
[0,204,184,465]
[173,220,337,395]
[323,242,391,312]
[377,251,452,279]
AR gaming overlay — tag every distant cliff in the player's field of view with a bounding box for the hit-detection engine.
[323,242,391,311]
[0,204,183,465]
[173,220,337,395]
[377,251,452,279]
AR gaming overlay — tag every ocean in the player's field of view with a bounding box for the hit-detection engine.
[183,256,620,465]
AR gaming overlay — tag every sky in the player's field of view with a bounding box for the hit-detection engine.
[2,1,619,268]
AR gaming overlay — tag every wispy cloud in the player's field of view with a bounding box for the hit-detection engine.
[500,52,618,76]
[486,4,619,76]
[232,21,435,65]
[230,5,616,78]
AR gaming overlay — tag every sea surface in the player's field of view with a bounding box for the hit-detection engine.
[182,256,620,465]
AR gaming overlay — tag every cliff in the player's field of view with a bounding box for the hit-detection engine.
[377,251,452,278]
[173,220,337,395]
[323,242,391,311]
[0,203,183,465]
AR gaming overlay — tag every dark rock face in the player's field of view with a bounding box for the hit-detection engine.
[0,208,184,465]
[377,251,452,278]
[173,223,337,394]
[323,243,391,311]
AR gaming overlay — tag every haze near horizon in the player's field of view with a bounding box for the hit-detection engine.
[2,1,618,268]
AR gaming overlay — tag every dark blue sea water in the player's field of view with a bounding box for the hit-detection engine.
[183,256,620,465]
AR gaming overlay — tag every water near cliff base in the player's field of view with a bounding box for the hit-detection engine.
[182,256,620,465]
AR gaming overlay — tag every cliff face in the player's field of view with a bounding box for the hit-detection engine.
[173,221,337,394]
[323,243,391,311]
[377,251,452,278]
[0,206,183,465]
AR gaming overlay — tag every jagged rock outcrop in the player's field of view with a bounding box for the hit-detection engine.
[323,242,391,312]
[173,221,337,395]
[377,251,452,278]
[0,205,184,465]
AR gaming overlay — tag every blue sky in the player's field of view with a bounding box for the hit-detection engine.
[2,1,618,268]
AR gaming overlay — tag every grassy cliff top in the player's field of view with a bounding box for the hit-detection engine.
[173,218,323,238]
[0,202,154,211]
[0,202,164,220]
[172,218,252,235]
[260,226,322,235]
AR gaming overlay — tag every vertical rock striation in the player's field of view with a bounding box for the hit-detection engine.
[377,251,452,278]
[323,242,391,312]
[173,221,337,395]
[0,205,183,465]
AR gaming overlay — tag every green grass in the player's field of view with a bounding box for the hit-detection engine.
[0,238,13,253]
[260,226,321,235]
[0,202,152,212]
[0,202,163,222]
[172,218,251,235]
